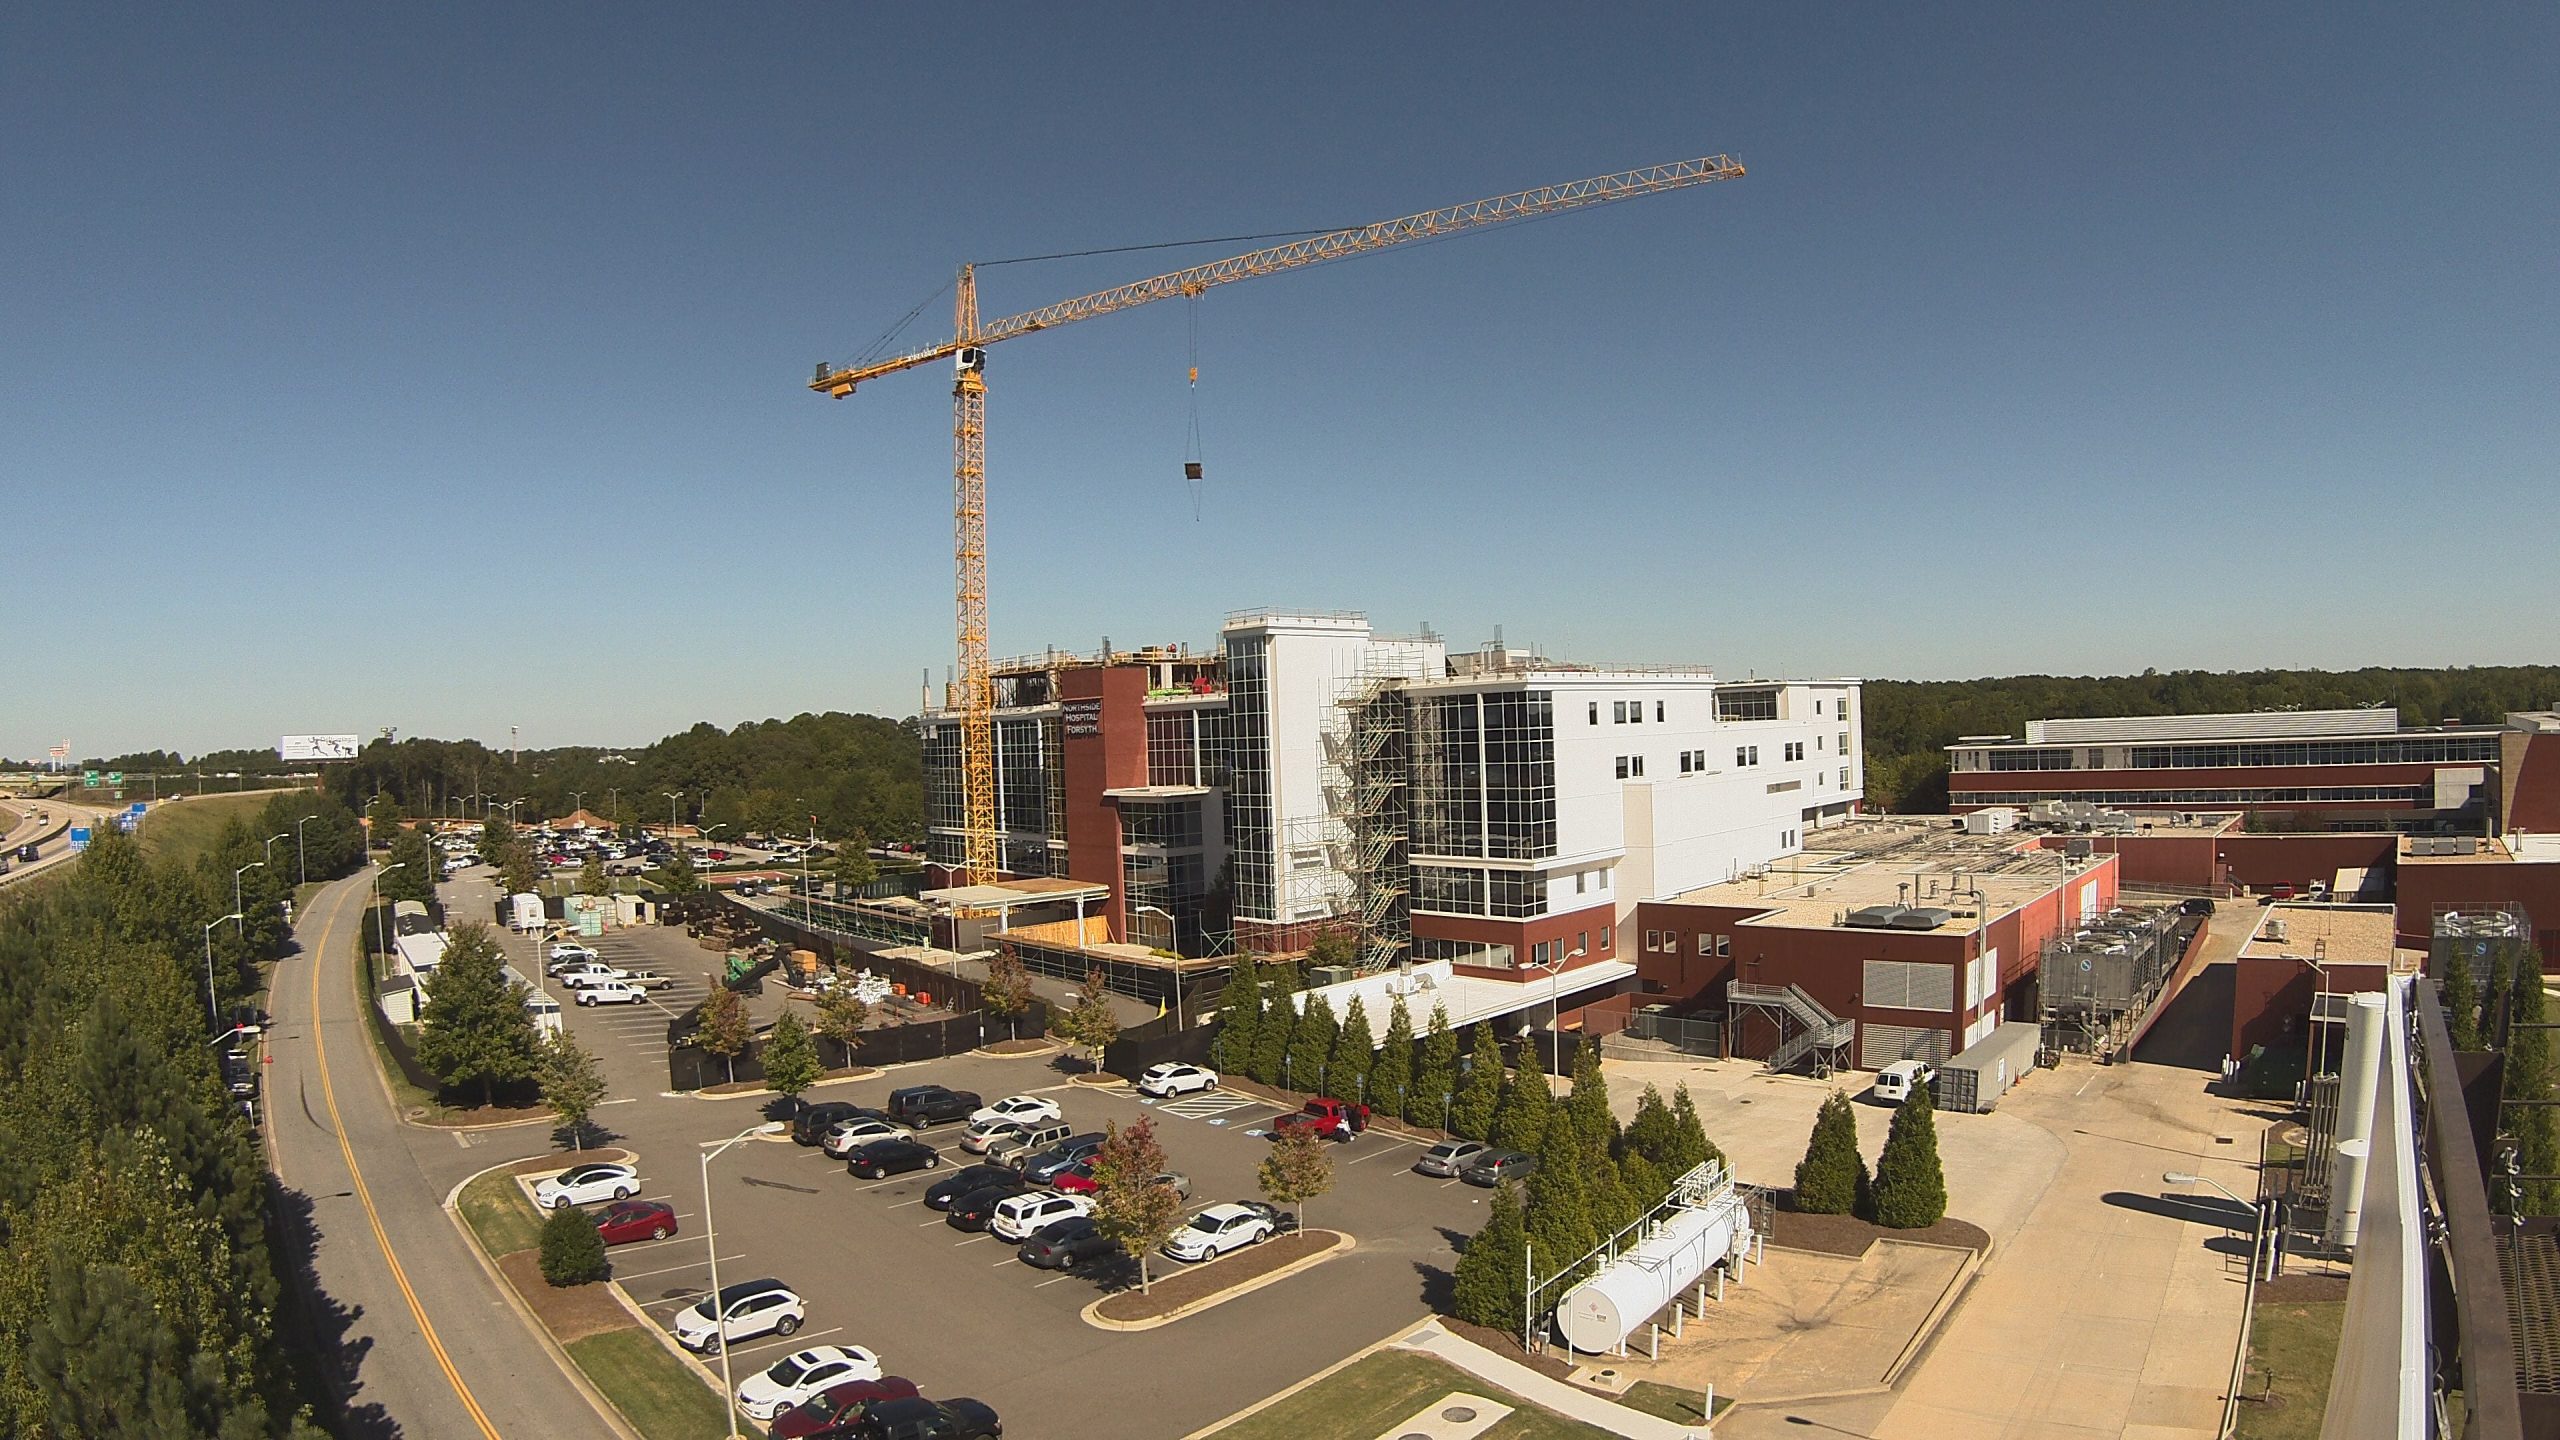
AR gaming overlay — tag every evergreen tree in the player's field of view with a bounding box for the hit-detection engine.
[761,1008,820,1101]
[1371,996,1415,1120]
[2508,946,2559,1213]
[659,845,702,895]
[414,923,540,1106]
[1409,1001,1459,1129]
[1623,1083,1677,1165]
[1450,1181,1528,1330]
[1289,992,1339,1094]
[365,792,401,850]
[2441,952,2481,1051]
[1586,1155,1637,1243]
[1619,1151,1669,1213]
[1564,1037,1617,1160]
[1332,995,1377,1107]
[1250,990,1296,1087]
[833,832,879,894]
[1524,1107,1599,1291]
[2487,944,2516,1044]
[1490,1058,1553,1152]
[1793,1090,1869,1216]
[1870,1081,1949,1228]
[382,827,438,907]
[1210,955,1262,1074]
[575,855,609,896]
[1669,1082,1723,1171]
[539,1205,609,1286]
[498,843,540,899]
[538,1028,607,1149]
[1448,1024,1505,1141]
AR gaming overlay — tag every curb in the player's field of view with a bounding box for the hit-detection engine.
[687,1067,885,1101]
[442,1155,646,1440]
[1081,1230,1353,1333]
[1879,1233,1993,1387]
[977,1039,1066,1060]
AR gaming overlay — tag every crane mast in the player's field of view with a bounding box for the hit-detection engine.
[815,154,1745,884]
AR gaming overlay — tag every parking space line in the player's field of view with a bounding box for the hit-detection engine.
[951,1235,988,1247]
[615,1254,739,1282]
[722,1325,842,1360]
[1032,1274,1078,1288]
[990,1255,1020,1267]
[886,1198,925,1209]
[1347,1144,1408,1164]
[918,1218,953,1228]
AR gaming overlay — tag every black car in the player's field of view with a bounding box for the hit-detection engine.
[14,845,36,863]
[923,1165,1016,1212]
[845,1137,942,1179]
[793,1102,883,1146]
[1019,1134,1108,1184]
[888,1085,982,1129]
[837,1395,1001,1440]
[2178,896,2217,916]
[1461,1149,1537,1187]
[943,1180,1034,1232]
[1017,1215,1119,1270]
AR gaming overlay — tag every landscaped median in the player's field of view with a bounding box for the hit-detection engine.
[1083,1228,1350,1331]
[1199,1347,1619,1440]
[450,1155,728,1440]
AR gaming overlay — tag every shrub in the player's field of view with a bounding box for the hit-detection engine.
[539,1204,609,1287]
[1793,1090,1868,1216]
[1869,1083,1948,1229]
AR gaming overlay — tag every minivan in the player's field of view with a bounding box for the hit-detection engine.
[1873,1060,1934,1104]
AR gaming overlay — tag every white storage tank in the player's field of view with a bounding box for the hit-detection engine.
[1553,1194,1752,1354]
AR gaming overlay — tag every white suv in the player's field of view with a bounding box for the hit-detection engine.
[1137,1063,1219,1098]
[672,1279,805,1355]
[1162,1203,1273,1262]
[990,1191,1093,1242]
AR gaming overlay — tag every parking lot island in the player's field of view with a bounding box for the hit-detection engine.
[1084,1228,1351,1332]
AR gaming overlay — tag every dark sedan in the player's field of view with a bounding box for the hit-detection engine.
[943,1180,1034,1232]
[1460,1149,1537,1187]
[769,1376,922,1438]
[1017,1215,1120,1271]
[845,1137,943,1180]
[594,1199,679,1246]
[838,1395,1001,1440]
[923,1164,1017,1212]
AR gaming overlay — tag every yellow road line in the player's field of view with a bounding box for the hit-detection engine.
[305,881,504,1438]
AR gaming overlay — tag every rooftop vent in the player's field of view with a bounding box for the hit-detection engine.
[1844,905,1907,929]
[1889,907,1953,931]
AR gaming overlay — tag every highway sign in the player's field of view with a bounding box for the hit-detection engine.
[105,772,123,785]
[81,771,98,787]
[279,734,360,763]
[67,827,91,852]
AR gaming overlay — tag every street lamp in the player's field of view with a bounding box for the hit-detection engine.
[703,1120,788,1437]
[202,913,245,1025]
[1525,946,1586,1078]
[262,831,289,866]
[2165,1170,2267,1277]
[664,792,683,848]
[232,861,267,934]
[371,862,407,971]
[295,815,315,886]
[1135,904,1184,1027]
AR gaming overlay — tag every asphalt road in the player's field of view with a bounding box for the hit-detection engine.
[264,872,622,1438]
[0,796,115,888]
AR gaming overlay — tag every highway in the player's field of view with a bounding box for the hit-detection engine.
[0,796,120,888]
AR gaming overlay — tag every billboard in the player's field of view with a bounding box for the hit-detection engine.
[280,734,361,763]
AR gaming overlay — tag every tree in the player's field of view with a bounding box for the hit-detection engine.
[538,1029,607,1149]
[1258,1126,1336,1232]
[979,947,1034,1042]
[694,984,751,1085]
[480,810,512,854]
[539,1205,609,1287]
[762,1009,820,1102]
[813,985,870,1065]
[1618,1151,1669,1214]
[833,832,879,895]
[1869,1082,1948,1228]
[1564,1037,1617,1160]
[1250,990,1296,1088]
[1289,992,1338,1094]
[498,842,540,899]
[1210,955,1263,1075]
[1307,928,1359,971]
[1668,1083,1723,1171]
[1490,1058,1553,1152]
[1450,1181,1528,1330]
[1793,1090,1870,1216]
[1448,1024,1505,1141]
[1371,996,1414,1120]
[1331,995,1376,1107]
[1060,969,1121,1071]
[381,828,437,907]
[2441,952,2482,1051]
[1623,1084,1678,1166]
[1523,1107,1599,1292]
[1089,1119,1187,1294]
[414,923,541,1106]
[575,855,609,896]
[659,845,702,895]
[1409,1001,1457,1129]
[365,792,401,850]
[2507,946,2558,1213]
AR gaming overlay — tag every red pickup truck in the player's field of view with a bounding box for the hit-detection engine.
[1272,1097,1371,1142]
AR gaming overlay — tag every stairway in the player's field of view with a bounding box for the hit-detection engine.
[1731,982,1855,1073]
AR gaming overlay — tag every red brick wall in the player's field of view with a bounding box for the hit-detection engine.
[1415,900,1618,981]
[2505,733,2560,833]
[2395,855,2560,958]
[2033,833,2220,889]
[2214,834,2399,892]
[1952,762,2448,804]
[1058,665,1147,941]
[2230,956,2391,1061]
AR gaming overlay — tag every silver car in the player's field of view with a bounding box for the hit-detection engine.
[1413,1140,1490,1178]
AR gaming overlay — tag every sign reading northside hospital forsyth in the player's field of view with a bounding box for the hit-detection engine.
[278,735,360,763]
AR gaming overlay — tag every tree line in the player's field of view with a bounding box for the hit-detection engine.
[0,813,365,1435]
[1860,664,2560,811]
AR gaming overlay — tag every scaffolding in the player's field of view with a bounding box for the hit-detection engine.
[1323,657,1423,973]
[2038,903,2185,1057]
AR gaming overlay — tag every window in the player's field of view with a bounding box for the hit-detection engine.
[1589,701,1599,725]
[1631,702,1643,724]
[1616,756,1630,780]
[1818,734,1826,752]
[1598,870,1611,891]
[1578,930,1589,956]
[1631,755,1645,777]
[1614,701,1628,724]
[1644,929,1661,952]
[1736,747,1748,767]
[1716,689,1779,722]
[1838,731,1849,753]
[1720,935,1731,956]
[1696,932,1713,956]
[1839,767,1851,789]
[1785,741,1805,762]
[1680,752,1693,775]
[1487,869,1546,918]
[1575,870,1586,894]
[1599,926,1611,950]
[1655,701,1665,722]
[1816,699,1825,716]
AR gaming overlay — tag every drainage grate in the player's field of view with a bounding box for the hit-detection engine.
[2498,1226,2560,1392]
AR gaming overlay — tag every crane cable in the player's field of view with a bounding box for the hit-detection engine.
[1185,294,1205,521]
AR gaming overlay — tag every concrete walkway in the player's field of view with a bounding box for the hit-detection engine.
[1396,1321,1710,1439]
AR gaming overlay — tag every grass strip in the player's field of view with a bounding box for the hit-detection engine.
[2235,1298,2345,1440]
[456,1168,548,1258]
[563,1329,731,1440]
[1206,1349,1617,1440]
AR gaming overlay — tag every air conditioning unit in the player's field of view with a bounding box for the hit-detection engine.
[1308,964,1355,988]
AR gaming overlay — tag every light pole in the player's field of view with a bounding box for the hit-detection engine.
[569,791,584,820]
[1526,947,1586,1078]
[295,815,315,886]
[262,831,289,867]
[233,861,267,935]
[703,1120,787,1437]
[2165,1170,2267,1277]
[372,862,407,974]
[202,913,245,1025]
[1135,904,1184,1027]
[664,792,683,849]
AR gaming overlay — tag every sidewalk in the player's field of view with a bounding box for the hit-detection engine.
[1395,1321,1709,1439]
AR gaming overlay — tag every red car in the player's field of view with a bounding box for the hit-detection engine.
[707,848,731,861]
[769,1376,923,1438]
[1050,1163,1098,1194]
[593,1199,678,1246]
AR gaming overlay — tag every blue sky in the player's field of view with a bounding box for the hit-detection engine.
[5,5,2553,758]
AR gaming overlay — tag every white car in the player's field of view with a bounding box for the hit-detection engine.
[989,1190,1094,1241]
[820,1117,904,1157]
[969,1094,1064,1128]
[576,981,644,1006]
[1162,1203,1274,1262]
[672,1278,805,1356]
[1137,1062,1219,1098]
[547,941,598,964]
[533,1162,639,1210]
[734,1343,884,1420]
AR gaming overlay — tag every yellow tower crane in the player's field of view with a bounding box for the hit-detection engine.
[812,153,1745,883]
